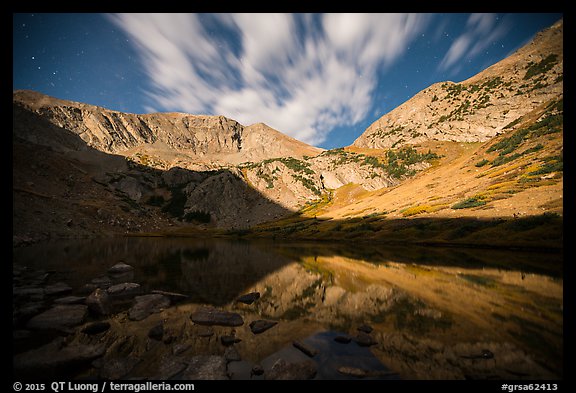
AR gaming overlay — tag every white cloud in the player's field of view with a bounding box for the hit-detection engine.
[439,13,511,74]
[108,13,429,146]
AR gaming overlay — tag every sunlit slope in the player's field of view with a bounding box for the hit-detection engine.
[252,97,563,249]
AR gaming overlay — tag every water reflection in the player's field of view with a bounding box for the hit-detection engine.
[13,237,562,379]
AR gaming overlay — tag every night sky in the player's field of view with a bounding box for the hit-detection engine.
[13,13,562,149]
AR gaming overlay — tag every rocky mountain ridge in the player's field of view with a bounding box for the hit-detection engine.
[353,19,563,149]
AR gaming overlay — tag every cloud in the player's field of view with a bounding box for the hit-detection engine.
[439,13,511,73]
[108,13,429,146]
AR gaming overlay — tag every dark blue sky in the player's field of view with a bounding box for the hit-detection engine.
[13,13,562,149]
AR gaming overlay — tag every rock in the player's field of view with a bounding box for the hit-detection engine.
[197,326,214,337]
[190,307,244,327]
[100,356,141,380]
[91,276,112,289]
[172,344,191,356]
[128,294,170,321]
[108,262,134,274]
[357,324,373,334]
[13,286,44,299]
[249,320,277,334]
[155,355,187,380]
[221,335,242,346]
[265,359,317,380]
[107,282,141,296]
[86,288,110,316]
[354,332,377,347]
[14,338,106,373]
[334,335,352,344]
[44,282,72,295]
[251,365,264,376]
[293,340,318,357]
[54,296,86,305]
[82,321,111,335]
[26,304,87,331]
[337,366,399,378]
[181,355,227,380]
[148,322,164,341]
[236,291,260,304]
[224,346,241,362]
[227,360,254,380]
[152,290,189,303]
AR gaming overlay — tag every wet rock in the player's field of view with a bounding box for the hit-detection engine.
[148,322,164,341]
[334,335,352,344]
[128,294,170,321]
[91,276,112,289]
[357,324,373,334]
[221,335,242,346]
[107,282,141,297]
[224,346,241,362]
[82,321,111,335]
[108,262,134,274]
[337,366,399,378]
[197,326,214,337]
[236,292,260,305]
[354,332,377,347]
[227,360,254,380]
[155,355,187,380]
[249,319,277,334]
[54,296,86,305]
[44,282,72,296]
[181,355,227,380]
[190,307,244,327]
[265,359,317,380]
[26,304,87,331]
[152,290,189,303]
[293,340,318,357]
[14,338,106,373]
[172,344,191,356]
[13,286,44,299]
[100,356,141,380]
[251,365,264,376]
[86,288,110,316]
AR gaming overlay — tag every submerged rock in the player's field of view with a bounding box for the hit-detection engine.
[26,304,87,331]
[128,294,170,321]
[357,324,373,334]
[236,292,260,305]
[82,321,111,335]
[221,335,242,346]
[108,262,134,274]
[190,307,244,327]
[249,320,277,334]
[354,332,377,347]
[265,359,317,380]
[155,355,187,380]
[293,340,318,357]
[181,355,227,380]
[14,338,106,373]
[148,322,164,341]
[99,356,141,380]
[334,335,352,344]
[224,346,241,362]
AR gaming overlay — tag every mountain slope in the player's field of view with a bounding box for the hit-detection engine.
[353,19,563,149]
[13,90,323,165]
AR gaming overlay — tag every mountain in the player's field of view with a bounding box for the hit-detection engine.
[13,89,323,166]
[353,19,563,149]
[12,19,562,249]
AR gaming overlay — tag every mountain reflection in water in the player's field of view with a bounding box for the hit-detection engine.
[13,237,562,380]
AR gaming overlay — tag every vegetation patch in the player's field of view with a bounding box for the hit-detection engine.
[524,54,559,80]
[452,196,487,210]
[475,159,489,167]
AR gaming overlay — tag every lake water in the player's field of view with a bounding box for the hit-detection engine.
[13,237,563,380]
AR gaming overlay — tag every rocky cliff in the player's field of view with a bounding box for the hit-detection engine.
[353,19,563,149]
[13,90,322,163]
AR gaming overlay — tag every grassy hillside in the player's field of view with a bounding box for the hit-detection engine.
[240,97,563,250]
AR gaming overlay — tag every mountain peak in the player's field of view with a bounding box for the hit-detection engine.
[352,19,563,150]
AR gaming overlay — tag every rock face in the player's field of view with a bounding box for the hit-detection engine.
[12,90,322,163]
[353,19,563,149]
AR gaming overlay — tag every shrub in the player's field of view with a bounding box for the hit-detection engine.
[524,54,558,80]
[475,159,489,167]
[452,196,487,209]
